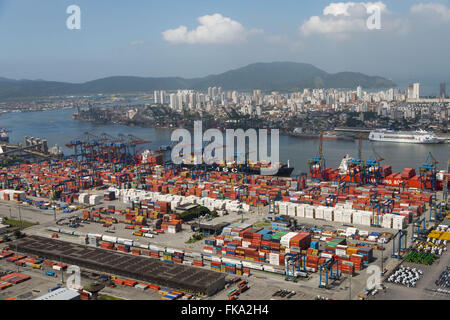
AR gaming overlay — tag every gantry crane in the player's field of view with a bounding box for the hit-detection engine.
[308,130,327,180]
[443,159,449,207]
[285,253,307,282]
[348,132,365,184]
[420,152,439,191]
[392,229,408,259]
[365,146,385,185]
[318,255,340,288]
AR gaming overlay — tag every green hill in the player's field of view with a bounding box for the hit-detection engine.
[0,62,396,100]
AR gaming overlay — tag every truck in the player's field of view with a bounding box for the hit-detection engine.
[48,285,60,292]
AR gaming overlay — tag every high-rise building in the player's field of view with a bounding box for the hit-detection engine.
[232,91,238,104]
[160,90,166,104]
[413,83,420,99]
[440,82,446,98]
[154,90,160,104]
[169,93,177,109]
[386,88,394,101]
[407,83,420,99]
[356,86,362,99]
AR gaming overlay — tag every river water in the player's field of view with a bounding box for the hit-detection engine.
[0,108,448,174]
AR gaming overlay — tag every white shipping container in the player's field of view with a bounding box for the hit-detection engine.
[333,210,343,223]
[89,195,101,205]
[305,206,315,219]
[102,235,117,243]
[342,211,353,224]
[324,208,334,221]
[296,204,305,218]
[287,204,297,217]
[315,206,325,220]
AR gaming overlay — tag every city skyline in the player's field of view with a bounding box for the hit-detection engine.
[0,0,450,91]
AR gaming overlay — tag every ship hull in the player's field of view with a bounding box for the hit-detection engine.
[179,163,294,177]
[369,137,444,144]
[292,133,354,141]
[369,130,444,144]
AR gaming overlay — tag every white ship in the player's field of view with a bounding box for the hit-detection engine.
[369,129,444,144]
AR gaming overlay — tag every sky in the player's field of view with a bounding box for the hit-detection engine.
[0,0,450,93]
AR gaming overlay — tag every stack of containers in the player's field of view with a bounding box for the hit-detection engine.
[324,207,334,221]
[392,215,406,230]
[382,214,393,229]
[305,206,315,219]
[280,232,298,251]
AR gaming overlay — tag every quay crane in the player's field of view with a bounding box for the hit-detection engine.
[365,146,385,185]
[419,152,439,191]
[66,132,150,165]
[308,130,327,181]
[347,132,365,184]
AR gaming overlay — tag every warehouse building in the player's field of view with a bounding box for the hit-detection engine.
[190,222,229,235]
[34,288,80,300]
[13,235,225,296]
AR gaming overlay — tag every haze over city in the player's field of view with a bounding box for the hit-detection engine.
[1,0,450,94]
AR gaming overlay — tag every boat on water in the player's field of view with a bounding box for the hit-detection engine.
[0,129,9,143]
[292,128,354,141]
[369,129,445,144]
[153,144,295,177]
[48,144,64,158]
[178,161,294,177]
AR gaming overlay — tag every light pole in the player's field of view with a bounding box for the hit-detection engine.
[16,243,19,273]
[60,254,64,284]
[348,273,352,300]
[18,204,23,230]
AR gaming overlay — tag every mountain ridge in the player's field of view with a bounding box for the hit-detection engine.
[0,62,396,100]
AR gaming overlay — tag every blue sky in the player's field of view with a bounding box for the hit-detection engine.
[1,0,450,93]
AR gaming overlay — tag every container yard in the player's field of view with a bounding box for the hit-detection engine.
[0,139,447,301]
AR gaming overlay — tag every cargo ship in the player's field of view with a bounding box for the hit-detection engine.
[155,145,295,177]
[179,160,295,177]
[369,129,445,144]
[292,128,354,141]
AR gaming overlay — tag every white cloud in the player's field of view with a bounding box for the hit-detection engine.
[323,2,387,16]
[410,3,450,21]
[129,40,145,46]
[300,2,390,38]
[162,13,262,44]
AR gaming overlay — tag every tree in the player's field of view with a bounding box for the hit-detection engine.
[210,210,219,218]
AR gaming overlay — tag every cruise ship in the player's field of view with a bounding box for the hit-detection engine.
[369,129,444,144]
